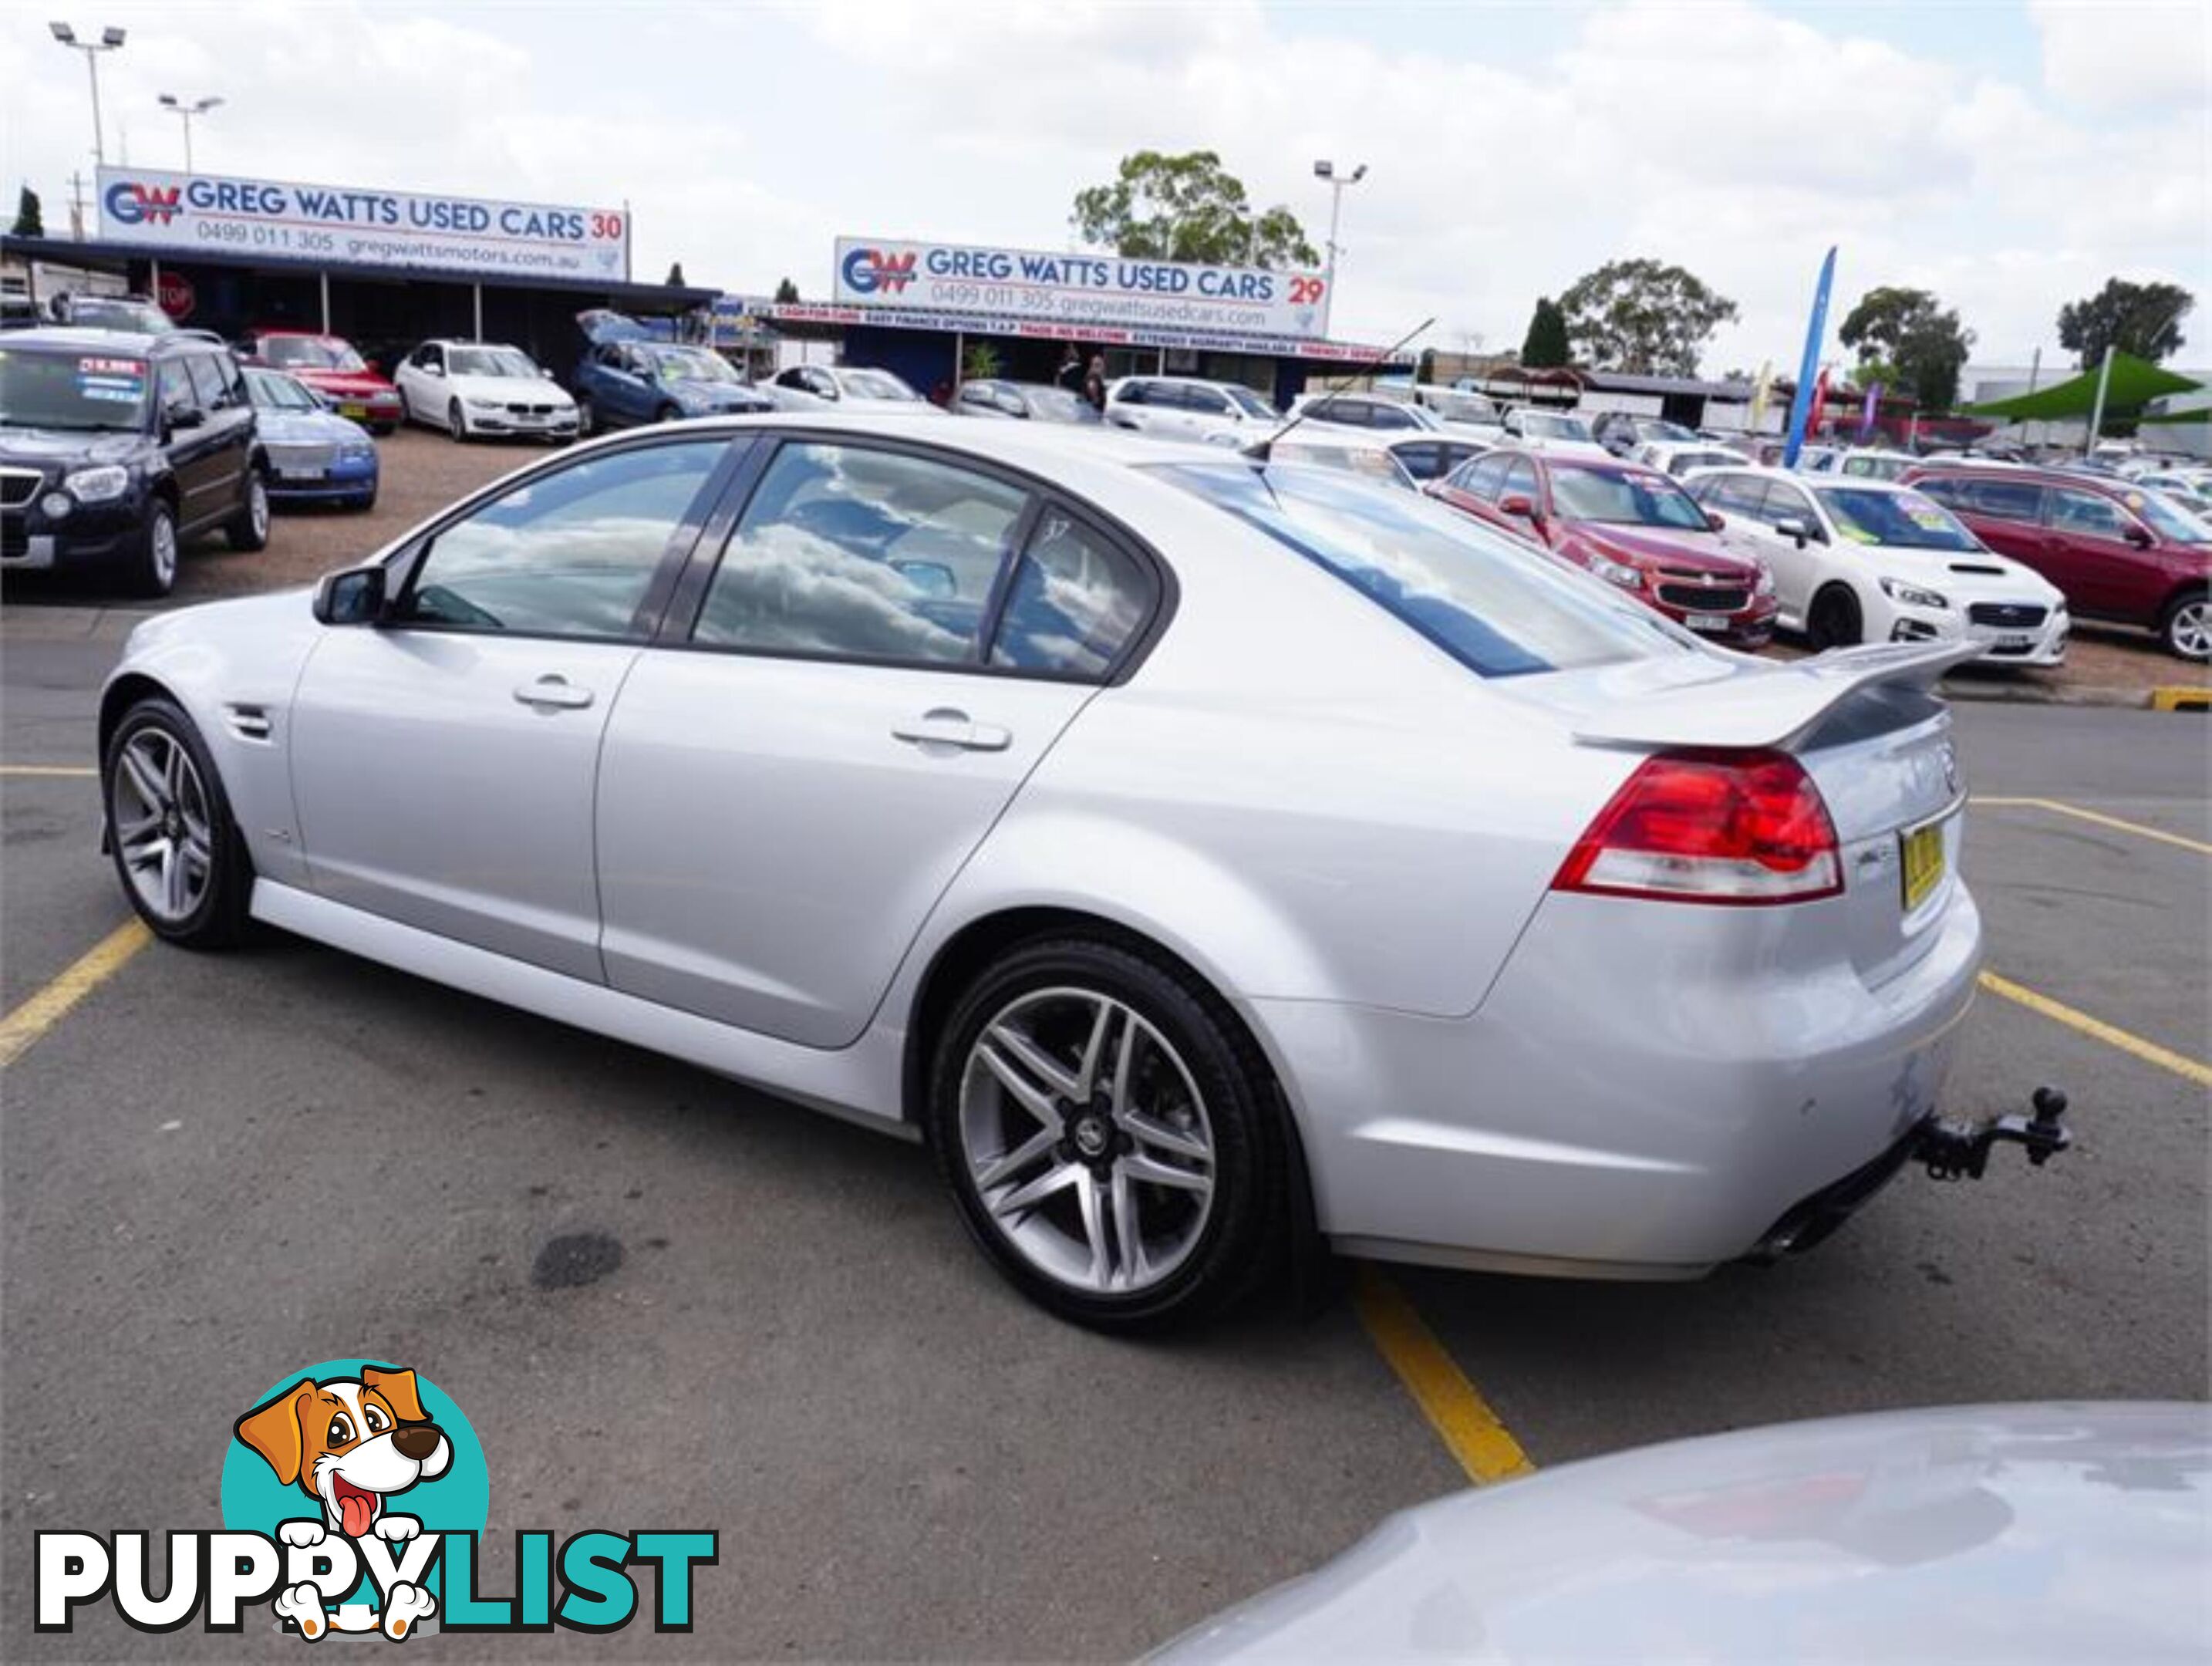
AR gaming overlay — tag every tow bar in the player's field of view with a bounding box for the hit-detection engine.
[1915,1087,2072,1181]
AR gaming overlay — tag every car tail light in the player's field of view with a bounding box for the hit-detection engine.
[1553,749,1843,906]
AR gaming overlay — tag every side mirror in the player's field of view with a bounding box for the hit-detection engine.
[1772,514,1813,548]
[541,367,555,380]
[1705,510,1726,532]
[164,405,204,434]
[424,363,445,378]
[1498,492,1538,520]
[312,563,387,626]
[2123,523,2153,548]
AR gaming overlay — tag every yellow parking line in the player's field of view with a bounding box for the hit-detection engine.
[1979,970,2212,1089]
[1354,1264,1535,1486]
[0,919,150,1069]
[2150,687,2209,713]
[0,764,97,778]
[1971,796,2212,858]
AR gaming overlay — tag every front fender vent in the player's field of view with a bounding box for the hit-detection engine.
[224,703,275,743]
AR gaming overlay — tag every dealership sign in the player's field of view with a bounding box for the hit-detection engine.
[833,237,1330,340]
[97,168,629,282]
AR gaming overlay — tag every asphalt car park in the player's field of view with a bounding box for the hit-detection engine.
[0,578,2204,1656]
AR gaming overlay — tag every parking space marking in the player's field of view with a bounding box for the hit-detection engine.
[1971,796,2212,857]
[1979,970,2212,1089]
[1354,1264,1535,1486]
[0,919,150,1069]
[0,764,97,778]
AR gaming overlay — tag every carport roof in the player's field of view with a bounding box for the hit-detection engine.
[0,234,720,312]
[1964,352,2204,420]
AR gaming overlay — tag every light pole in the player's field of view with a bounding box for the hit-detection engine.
[48,22,127,169]
[1313,159,1366,336]
[158,93,223,174]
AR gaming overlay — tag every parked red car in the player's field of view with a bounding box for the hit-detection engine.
[1903,465,2212,659]
[234,330,402,434]
[1427,450,1778,647]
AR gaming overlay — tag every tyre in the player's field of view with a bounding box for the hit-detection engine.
[927,936,1289,1330]
[576,396,597,437]
[224,470,271,552]
[370,421,396,437]
[2159,589,2210,661]
[447,400,470,442]
[1808,584,1863,650]
[354,487,378,513]
[103,696,251,948]
[120,500,180,598]
[656,403,681,424]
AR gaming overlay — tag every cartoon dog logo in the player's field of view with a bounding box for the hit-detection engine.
[234,1365,450,1639]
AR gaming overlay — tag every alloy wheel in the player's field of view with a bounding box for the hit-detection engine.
[112,727,214,924]
[248,477,269,542]
[148,511,178,589]
[958,986,1216,1295]
[2168,598,2211,659]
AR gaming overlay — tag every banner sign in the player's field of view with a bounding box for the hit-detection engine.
[745,298,1408,364]
[96,167,629,282]
[1783,247,1837,469]
[833,237,1330,340]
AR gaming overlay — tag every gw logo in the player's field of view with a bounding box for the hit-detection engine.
[841,245,917,296]
[104,181,184,227]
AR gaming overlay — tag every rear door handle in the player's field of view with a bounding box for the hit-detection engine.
[892,708,1010,752]
[513,674,595,710]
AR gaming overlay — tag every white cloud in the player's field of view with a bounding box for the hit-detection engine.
[2030,0,2211,113]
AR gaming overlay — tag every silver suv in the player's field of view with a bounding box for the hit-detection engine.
[1102,376,1278,446]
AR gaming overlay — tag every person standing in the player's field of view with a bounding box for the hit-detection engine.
[1084,354,1108,412]
[1057,346,1084,393]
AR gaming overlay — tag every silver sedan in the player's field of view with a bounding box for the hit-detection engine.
[100,413,2017,1328]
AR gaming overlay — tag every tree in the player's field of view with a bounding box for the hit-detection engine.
[10,185,42,238]
[664,260,687,288]
[1520,297,1571,368]
[773,276,799,304]
[1555,258,1738,376]
[1071,150,1317,268]
[961,341,1002,383]
[1837,286,1974,412]
[2057,278,2193,367]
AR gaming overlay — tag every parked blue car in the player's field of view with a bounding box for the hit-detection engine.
[241,366,378,510]
[572,309,774,434]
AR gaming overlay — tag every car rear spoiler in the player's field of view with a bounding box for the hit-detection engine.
[1572,640,1987,752]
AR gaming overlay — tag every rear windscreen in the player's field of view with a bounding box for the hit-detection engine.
[1152,460,1697,677]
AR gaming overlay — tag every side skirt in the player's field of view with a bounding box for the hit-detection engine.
[249,879,916,1142]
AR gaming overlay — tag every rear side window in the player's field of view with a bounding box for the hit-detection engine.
[1152,461,1693,678]
[693,441,1027,664]
[990,507,1155,678]
[1368,404,1421,431]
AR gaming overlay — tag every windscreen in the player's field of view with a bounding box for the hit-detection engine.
[1024,386,1099,423]
[1549,465,1710,530]
[1152,460,1697,677]
[1522,411,1593,441]
[1815,487,1981,551]
[0,347,148,430]
[643,346,737,383]
[2127,487,2212,545]
[837,368,921,401]
[265,336,367,372]
[450,346,541,379]
[243,367,320,411]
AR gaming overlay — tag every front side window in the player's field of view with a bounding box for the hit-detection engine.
[157,359,197,418]
[396,441,726,637]
[990,508,1155,677]
[1452,451,1516,501]
[1115,380,1151,406]
[1185,386,1232,416]
[1227,386,1278,420]
[1154,461,1694,678]
[1762,483,1819,531]
[1369,404,1421,432]
[1694,473,1769,518]
[693,442,1027,664]
[1501,457,1539,504]
[184,352,231,410]
[2045,487,2134,540]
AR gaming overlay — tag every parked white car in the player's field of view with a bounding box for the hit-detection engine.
[1415,385,1505,436]
[1103,375,1280,446]
[766,364,938,413]
[1286,391,1442,433]
[1499,406,1612,460]
[1686,465,2069,664]
[1634,440,1752,479]
[1836,448,1919,482]
[394,340,578,442]
[98,415,2058,1329]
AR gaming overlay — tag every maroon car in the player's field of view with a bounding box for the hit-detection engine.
[1904,465,2212,659]
[1428,450,1778,647]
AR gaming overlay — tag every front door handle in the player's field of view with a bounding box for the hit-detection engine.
[892,708,1011,752]
[513,674,595,711]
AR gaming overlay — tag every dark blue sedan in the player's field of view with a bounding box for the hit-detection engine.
[242,366,379,510]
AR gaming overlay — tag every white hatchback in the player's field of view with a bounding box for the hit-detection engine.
[1686,466,2069,665]
[1103,376,1279,446]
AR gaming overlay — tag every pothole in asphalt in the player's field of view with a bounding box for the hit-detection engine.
[531,1232,624,1290]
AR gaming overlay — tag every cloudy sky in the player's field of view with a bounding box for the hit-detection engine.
[4,1,2206,371]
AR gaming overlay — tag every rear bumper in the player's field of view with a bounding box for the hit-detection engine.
[1254,883,1983,1277]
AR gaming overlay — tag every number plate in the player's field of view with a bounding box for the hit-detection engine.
[1684,612,1731,633]
[278,466,325,481]
[337,402,367,420]
[1899,820,1947,912]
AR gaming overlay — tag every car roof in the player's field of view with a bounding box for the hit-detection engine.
[1910,462,2124,491]
[1708,464,1920,494]
[4,325,179,353]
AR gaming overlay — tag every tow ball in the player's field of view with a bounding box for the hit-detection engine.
[1915,1087,2072,1181]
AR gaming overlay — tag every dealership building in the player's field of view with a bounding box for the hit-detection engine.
[2,167,712,378]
